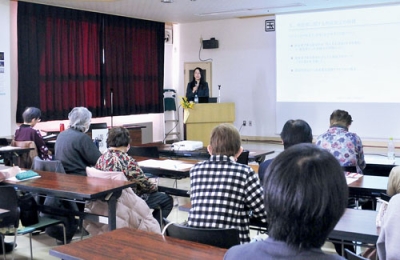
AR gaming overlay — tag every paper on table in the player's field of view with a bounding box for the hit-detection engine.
[7,175,41,182]
[345,172,363,185]
[138,159,195,170]
[0,146,18,151]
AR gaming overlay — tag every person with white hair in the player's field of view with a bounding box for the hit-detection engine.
[55,107,101,176]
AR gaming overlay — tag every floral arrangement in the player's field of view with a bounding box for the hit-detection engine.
[180,97,194,109]
[180,97,194,123]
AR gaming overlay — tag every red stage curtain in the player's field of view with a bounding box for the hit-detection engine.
[102,15,164,115]
[17,2,164,122]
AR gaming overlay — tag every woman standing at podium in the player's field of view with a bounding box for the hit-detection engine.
[186,67,209,102]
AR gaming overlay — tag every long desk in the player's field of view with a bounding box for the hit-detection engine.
[0,146,34,166]
[348,175,388,198]
[139,143,274,164]
[364,154,398,176]
[2,170,136,231]
[49,228,227,260]
[329,209,379,246]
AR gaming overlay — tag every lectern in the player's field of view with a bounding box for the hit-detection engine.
[185,103,235,144]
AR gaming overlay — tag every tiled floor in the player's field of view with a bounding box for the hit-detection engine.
[4,141,365,259]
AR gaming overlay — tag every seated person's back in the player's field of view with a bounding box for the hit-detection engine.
[225,143,348,260]
[55,107,101,175]
[15,107,52,160]
[316,109,365,174]
[188,123,267,244]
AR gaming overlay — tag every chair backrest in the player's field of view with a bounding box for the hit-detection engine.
[32,156,66,173]
[162,218,240,249]
[345,248,369,260]
[343,166,357,173]
[237,150,249,165]
[0,186,20,229]
[10,140,38,168]
[128,146,159,158]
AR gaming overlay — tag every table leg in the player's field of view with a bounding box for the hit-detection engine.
[107,195,117,231]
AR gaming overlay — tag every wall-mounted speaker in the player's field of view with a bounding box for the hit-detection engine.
[202,38,219,49]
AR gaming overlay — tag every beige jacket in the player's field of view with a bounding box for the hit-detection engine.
[83,167,161,235]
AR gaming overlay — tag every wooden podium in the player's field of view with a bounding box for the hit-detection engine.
[185,103,235,145]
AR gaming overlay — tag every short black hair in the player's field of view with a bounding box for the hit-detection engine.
[263,143,348,249]
[22,107,41,123]
[106,127,130,148]
[280,119,313,149]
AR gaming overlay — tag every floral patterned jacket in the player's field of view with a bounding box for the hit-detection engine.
[316,126,366,174]
[95,149,157,197]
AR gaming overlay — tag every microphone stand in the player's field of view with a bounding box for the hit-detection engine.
[218,85,221,103]
[110,88,114,127]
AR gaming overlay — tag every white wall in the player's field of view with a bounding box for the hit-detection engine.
[0,0,12,137]
[177,17,278,139]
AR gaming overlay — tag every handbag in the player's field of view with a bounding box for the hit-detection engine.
[18,192,39,226]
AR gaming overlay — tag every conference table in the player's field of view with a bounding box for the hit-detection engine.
[364,154,399,176]
[329,208,379,256]
[347,175,388,198]
[138,142,274,164]
[49,228,227,260]
[0,146,34,166]
[2,170,136,231]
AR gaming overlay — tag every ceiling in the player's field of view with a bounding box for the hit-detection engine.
[18,0,400,24]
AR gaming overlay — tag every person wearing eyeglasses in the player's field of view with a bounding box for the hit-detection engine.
[14,107,52,160]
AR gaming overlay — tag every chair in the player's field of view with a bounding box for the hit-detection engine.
[344,248,369,260]
[162,218,240,249]
[32,156,65,173]
[10,140,38,168]
[0,186,66,260]
[32,157,81,242]
[237,150,249,165]
[343,166,357,173]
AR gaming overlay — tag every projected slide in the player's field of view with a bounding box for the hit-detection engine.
[276,5,400,139]
[277,6,400,103]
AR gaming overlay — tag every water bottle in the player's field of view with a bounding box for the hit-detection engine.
[387,137,396,163]
[194,94,199,103]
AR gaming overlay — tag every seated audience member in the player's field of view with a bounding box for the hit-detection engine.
[258,119,312,183]
[225,143,348,260]
[377,194,400,260]
[14,107,52,160]
[95,127,173,226]
[55,107,101,176]
[316,109,365,174]
[387,166,400,196]
[188,123,267,244]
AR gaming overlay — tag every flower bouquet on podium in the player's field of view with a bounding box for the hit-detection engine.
[180,97,194,123]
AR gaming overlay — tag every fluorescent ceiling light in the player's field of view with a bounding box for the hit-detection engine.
[197,3,305,16]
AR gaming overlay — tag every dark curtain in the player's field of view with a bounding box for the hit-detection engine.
[102,15,164,115]
[17,2,165,122]
[17,2,102,121]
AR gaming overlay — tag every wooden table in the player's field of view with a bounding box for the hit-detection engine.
[49,228,227,260]
[0,146,34,166]
[329,209,379,246]
[2,170,136,230]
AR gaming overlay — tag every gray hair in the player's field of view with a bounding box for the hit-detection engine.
[68,107,92,133]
